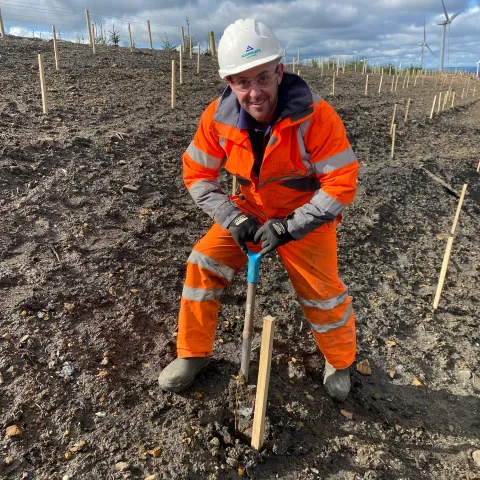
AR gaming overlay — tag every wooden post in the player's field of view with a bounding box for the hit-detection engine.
[461,87,465,99]
[91,23,96,54]
[414,75,417,87]
[365,74,369,95]
[430,95,437,119]
[52,25,59,70]
[38,54,48,114]
[189,35,192,59]
[181,27,185,52]
[402,73,407,89]
[197,42,200,74]
[391,124,396,159]
[292,57,295,74]
[332,72,335,96]
[433,184,468,310]
[390,103,397,135]
[171,59,175,109]
[378,74,383,93]
[128,24,133,51]
[451,91,455,108]
[251,316,276,451]
[211,31,216,56]
[85,10,92,46]
[437,92,442,113]
[395,75,399,92]
[404,98,411,123]
[336,58,339,76]
[477,159,480,173]
[232,177,237,196]
[391,75,395,93]
[179,45,183,84]
[321,61,324,77]
[0,7,6,38]
[389,65,392,76]
[147,20,153,49]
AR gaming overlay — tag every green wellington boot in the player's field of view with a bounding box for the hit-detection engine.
[323,361,351,401]
[158,357,211,393]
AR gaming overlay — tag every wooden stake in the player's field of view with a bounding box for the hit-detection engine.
[147,20,153,49]
[38,54,48,114]
[85,10,92,47]
[0,7,6,38]
[430,95,437,119]
[128,23,133,51]
[171,59,175,109]
[321,61,324,77]
[197,42,200,74]
[91,23,96,54]
[179,45,183,84]
[391,75,395,93]
[211,31,216,56]
[461,87,464,99]
[390,103,397,135]
[52,25,59,70]
[391,124,396,159]
[395,75,399,92]
[232,177,237,196]
[332,72,335,96]
[189,35,192,59]
[433,184,468,310]
[389,65,392,76]
[476,159,480,172]
[292,57,295,74]
[181,26,185,52]
[251,315,275,451]
[378,74,383,93]
[402,74,407,89]
[404,98,411,123]
[451,91,455,108]
[365,74,369,95]
[437,92,442,113]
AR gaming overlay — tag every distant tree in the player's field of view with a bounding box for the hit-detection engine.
[94,20,107,45]
[158,32,176,50]
[109,24,120,46]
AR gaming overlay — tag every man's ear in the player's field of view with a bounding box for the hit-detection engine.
[277,63,284,84]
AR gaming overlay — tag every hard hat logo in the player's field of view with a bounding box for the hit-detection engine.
[218,18,283,79]
[241,47,261,59]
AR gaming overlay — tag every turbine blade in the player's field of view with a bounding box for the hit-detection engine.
[440,0,449,20]
[424,17,426,41]
[450,10,463,22]
[426,44,436,57]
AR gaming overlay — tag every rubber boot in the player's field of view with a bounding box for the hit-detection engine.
[323,361,351,401]
[158,357,211,393]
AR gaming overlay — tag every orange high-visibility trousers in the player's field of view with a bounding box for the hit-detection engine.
[177,222,356,370]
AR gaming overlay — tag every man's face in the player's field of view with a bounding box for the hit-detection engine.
[227,60,284,125]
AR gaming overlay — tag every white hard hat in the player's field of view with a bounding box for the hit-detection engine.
[218,18,283,79]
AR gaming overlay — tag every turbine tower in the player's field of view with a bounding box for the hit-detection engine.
[477,61,480,77]
[418,18,435,68]
[437,0,463,72]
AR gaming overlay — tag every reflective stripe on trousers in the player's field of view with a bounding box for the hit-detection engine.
[177,222,356,369]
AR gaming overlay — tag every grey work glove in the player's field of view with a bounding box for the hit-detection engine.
[228,213,260,255]
[253,219,294,255]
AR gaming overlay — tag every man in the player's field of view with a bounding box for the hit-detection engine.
[158,18,358,401]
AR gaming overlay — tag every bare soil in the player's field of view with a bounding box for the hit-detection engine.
[0,37,479,480]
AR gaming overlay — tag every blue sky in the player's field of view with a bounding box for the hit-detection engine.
[2,0,479,69]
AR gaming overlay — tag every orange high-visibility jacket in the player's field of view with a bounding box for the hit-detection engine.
[183,72,358,239]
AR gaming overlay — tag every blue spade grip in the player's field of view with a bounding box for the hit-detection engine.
[247,251,262,283]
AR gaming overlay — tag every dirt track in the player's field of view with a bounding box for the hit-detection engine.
[0,37,479,480]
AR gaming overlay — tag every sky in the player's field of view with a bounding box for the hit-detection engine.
[2,0,480,69]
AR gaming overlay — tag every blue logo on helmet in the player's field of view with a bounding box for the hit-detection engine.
[245,45,254,52]
[241,45,261,58]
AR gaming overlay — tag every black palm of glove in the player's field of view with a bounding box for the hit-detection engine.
[253,219,294,255]
[228,214,260,255]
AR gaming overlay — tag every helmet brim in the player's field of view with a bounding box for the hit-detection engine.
[219,53,283,79]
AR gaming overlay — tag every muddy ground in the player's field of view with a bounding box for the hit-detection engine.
[0,37,479,480]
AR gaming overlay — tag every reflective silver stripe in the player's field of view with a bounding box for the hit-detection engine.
[285,189,345,239]
[312,148,356,175]
[297,119,312,170]
[308,302,353,334]
[298,289,348,310]
[188,250,235,283]
[186,142,224,170]
[189,179,239,228]
[312,93,323,105]
[310,190,345,216]
[182,285,223,301]
[219,136,226,149]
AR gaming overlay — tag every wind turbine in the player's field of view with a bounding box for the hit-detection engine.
[437,0,463,72]
[477,61,480,77]
[418,18,435,69]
